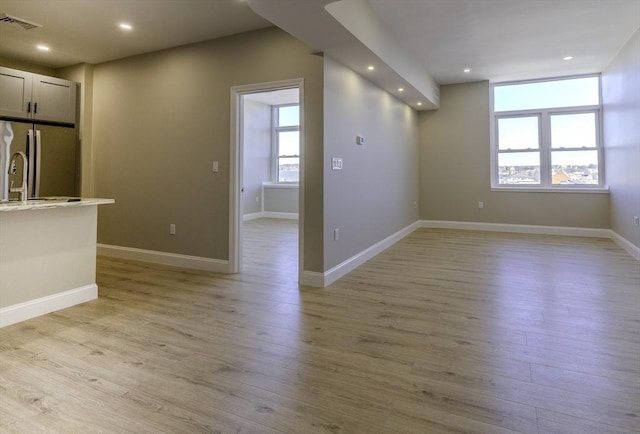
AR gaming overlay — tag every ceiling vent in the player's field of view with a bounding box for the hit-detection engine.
[0,13,42,30]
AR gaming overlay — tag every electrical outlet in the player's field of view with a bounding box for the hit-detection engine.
[212,161,219,172]
[170,224,176,235]
[478,201,484,209]
[255,196,260,203]
[634,216,639,227]
[413,201,418,209]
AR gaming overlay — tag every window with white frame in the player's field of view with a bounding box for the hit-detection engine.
[273,104,300,183]
[491,76,603,188]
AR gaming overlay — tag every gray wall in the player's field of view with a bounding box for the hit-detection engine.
[242,99,271,215]
[264,185,298,213]
[57,63,95,197]
[323,57,419,269]
[91,27,325,271]
[419,81,610,228]
[603,29,640,248]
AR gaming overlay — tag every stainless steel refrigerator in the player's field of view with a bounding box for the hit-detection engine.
[1,120,78,200]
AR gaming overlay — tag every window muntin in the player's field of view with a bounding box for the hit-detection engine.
[273,104,299,183]
[492,76,602,189]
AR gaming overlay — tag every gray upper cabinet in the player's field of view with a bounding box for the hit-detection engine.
[0,67,77,125]
[0,68,32,120]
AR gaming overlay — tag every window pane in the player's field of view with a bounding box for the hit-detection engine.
[498,117,539,150]
[278,131,299,156]
[551,113,596,149]
[278,105,299,127]
[498,152,540,184]
[494,77,599,112]
[551,150,598,185]
[278,157,299,182]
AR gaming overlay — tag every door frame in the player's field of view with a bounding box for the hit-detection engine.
[229,78,305,277]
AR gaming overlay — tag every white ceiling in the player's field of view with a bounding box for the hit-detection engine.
[243,88,299,105]
[1,0,638,107]
[0,0,271,68]
[368,0,640,85]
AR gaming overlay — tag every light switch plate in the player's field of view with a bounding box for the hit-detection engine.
[356,135,365,145]
[331,157,343,170]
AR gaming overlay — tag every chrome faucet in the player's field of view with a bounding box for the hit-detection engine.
[8,151,28,202]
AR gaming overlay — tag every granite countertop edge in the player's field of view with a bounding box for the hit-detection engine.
[0,198,115,212]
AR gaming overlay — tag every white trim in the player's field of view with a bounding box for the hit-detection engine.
[302,221,421,288]
[609,230,640,261]
[491,186,609,193]
[0,284,97,328]
[420,220,611,238]
[262,182,299,189]
[243,212,299,221]
[230,79,304,277]
[97,244,229,273]
[263,212,298,220]
[243,212,264,221]
[420,220,639,262]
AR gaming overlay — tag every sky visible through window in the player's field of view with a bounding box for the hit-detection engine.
[494,77,599,111]
[278,105,299,127]
[496,79,599,166]
[494,77,600,185]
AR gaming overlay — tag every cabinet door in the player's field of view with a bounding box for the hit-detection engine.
[0,67,32,120]
[32,74,77,125]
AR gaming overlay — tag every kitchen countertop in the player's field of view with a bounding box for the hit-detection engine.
[0,197,114,212]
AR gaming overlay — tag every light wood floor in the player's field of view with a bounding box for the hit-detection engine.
[1,218,639,433]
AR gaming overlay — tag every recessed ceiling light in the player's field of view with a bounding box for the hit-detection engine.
[398,87,404,92]
[119,23,133,31]
[463,68,471,73]
[563,56,573,61]
[36,45,50,52]
[417,102,423,106]
[367,65,375,71]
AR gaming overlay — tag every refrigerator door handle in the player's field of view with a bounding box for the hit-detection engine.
[34,129,42,198]
[27,129,36,198]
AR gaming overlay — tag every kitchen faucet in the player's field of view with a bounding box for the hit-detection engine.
[8,151,28,202]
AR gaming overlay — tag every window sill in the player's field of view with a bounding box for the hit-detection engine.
[262,182,299,189]
[491,185,610,194]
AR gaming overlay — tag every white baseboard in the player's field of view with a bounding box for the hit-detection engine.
[0,284,97,328]
[420,220,639,262]
[302,221,421,288]
[244,212,298,221]
[609,230,640,261]
[97,244,230,273]
[420,220,612,238]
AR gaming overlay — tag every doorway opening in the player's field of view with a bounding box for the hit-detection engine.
[229,79,304,282]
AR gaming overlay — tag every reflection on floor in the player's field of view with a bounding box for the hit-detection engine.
[0,225,638,433]
[243,218,298,283]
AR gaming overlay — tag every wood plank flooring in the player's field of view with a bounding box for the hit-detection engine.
[1,218,639,433]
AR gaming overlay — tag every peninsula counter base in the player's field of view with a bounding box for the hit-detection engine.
[0,199,113,327]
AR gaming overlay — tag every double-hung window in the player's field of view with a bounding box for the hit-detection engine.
[273,104,300,183]
[491,76,603,189]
